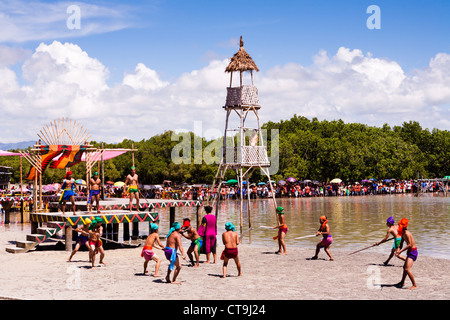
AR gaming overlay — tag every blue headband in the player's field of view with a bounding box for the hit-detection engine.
[225,222,235,232]
[167,222,181,237]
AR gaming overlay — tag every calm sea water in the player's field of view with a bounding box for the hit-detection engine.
[2,193,448,259]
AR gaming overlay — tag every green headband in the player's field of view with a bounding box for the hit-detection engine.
[276,206,284,214]
[88,217,103,230]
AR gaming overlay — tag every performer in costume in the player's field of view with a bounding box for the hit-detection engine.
[88,172,102,214]
[273,206,288,254]
[88,217,106,268]
[395,218,418,290]
[221,222,241,278]
[311,215,334,261]
[164,222,186,284]
[57,171,79,215]
[201,206,217,264]
[68,218,92,262]
[124,166,140,212]
[142,223,164,276]
[375,216,402,265]
[180,218,203,267]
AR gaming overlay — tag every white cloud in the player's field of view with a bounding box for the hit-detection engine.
[0,42,449,144]
[123,63,169,91]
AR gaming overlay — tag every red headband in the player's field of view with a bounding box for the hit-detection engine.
[64,171,73,179]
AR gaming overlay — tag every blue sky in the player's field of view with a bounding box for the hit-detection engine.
[1,0,450,143]
[7,0,450,83]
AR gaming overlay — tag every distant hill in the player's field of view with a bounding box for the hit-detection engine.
[0,141,35,151]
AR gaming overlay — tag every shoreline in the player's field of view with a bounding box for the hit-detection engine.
[0,228,449,300]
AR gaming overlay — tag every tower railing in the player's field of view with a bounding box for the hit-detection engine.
[223,146,270,167]
[225,85,260,107]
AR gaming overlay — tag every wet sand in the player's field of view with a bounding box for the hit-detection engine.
[0,228,449,300]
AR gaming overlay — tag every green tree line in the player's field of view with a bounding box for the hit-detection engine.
[1,115,448,185]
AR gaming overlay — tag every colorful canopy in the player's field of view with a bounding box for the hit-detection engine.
[0,150,22,156]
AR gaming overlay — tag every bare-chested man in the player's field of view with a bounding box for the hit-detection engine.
[124,166,140,212]
[89,172,102,214]
[68,218,92,262]
[376,216,401,265]
[142,223,164,276]
[88,218,106,268]
[57,171,79,215]
[180,218,203,267]
[221,222,241,278]
[273,206,288,254]
[164,222,186,284]
[395,218,418,290]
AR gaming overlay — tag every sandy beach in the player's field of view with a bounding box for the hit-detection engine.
[0,226,449,302]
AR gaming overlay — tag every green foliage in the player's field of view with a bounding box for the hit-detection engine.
[263,116,449,181]
[1,117,449,185]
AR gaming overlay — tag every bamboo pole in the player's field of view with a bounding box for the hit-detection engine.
[131,143,135,167]
[86,152,90,209]
[38,140,42,210]
[101,143,105,200]
[239,168,243,234]
[246,174,251,229]
[20,156,23,198]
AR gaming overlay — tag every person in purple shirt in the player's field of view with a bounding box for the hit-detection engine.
[201,205,217,264]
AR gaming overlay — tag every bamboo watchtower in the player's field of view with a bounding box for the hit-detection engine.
[211,36,277,234]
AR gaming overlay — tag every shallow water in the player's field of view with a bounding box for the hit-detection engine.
[2,193,448,259]
[174,193,450,260]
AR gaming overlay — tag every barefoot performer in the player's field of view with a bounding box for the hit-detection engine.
[57,171,79,215]
[221,222,242,278]
[124,166,140,212]
[68,218,92,262]
[88,172,102,214]
[273,206,288,254]
[180,218,203,267]
[142,223,164,276]
[311,215,334,261]
[88,217,106,268]
[376,216,402,265]
[164,222,186,284]
[395,218,418,290]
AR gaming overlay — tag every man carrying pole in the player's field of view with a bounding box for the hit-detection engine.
[375,216,402,265]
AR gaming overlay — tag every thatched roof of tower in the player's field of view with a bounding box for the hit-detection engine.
[225,36,259,73]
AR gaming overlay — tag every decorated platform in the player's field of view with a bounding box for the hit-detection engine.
[6,210,160,254]
[47,198,204,211]
[30,210,160,226]
[0,196,33,201]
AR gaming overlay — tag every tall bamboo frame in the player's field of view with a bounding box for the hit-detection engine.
[19,118,137,212]
[210,39,277,235]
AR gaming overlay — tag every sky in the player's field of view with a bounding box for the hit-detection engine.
[1,0,450,143]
